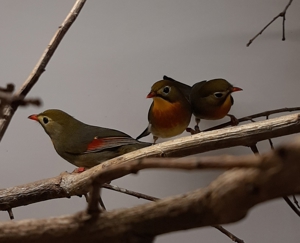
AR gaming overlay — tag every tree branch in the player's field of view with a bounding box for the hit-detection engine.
[247,0,293,47]
[205,106,300,131]
[103,183,159,201]
[0,113,299,211]
[103,183,244,243]
[1,138,300,242]
[0,0,87,141]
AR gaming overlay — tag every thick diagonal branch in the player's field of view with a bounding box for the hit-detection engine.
[0,138,300,242]
[0,113,299,211]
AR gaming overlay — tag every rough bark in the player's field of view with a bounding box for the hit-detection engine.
[0,138,300,242]
[0,113,299,211]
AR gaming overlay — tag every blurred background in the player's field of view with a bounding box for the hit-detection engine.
[0,1,299,242]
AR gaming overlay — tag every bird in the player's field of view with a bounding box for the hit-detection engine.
[28,109,151,170]
[136,78,192,143]
[189,78,242,133]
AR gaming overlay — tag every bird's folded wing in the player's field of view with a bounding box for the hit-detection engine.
[84,136,139,153]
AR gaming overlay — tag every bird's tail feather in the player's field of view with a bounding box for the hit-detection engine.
[136,126,150,140]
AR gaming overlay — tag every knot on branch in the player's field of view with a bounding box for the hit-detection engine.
[0,83,42,118]
[0,84,14,93]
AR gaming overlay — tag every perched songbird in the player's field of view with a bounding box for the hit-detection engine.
[189,78,242,132]
[28,109,151,169]
[136,79,192,143]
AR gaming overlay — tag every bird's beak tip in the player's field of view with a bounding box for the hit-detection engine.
[231,87,243,92]
[146,92,155,98]
[28,114,38,121]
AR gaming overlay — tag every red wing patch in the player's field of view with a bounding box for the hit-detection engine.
[85,136,138,153]
[87,138,105,151]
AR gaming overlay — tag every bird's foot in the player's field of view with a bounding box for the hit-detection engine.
[228,114,239,126]
[152,136,158,145]
[72,167,86,173]
[186,127,200,135]
[194,125,201,133]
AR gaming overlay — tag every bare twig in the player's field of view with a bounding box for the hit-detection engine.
[250,144,259,155]
[98,197,106,211]
[205,107,300,131]
[0,84,14,93]
[0,0,87,141]
[0,91,41,118]
[282,196,300,217]
[247,0,293,46]
[213,225,244,243]
[293,195,300,209]
[7,208,14,220]
[0,92,41,106]
[103,183,159,201]
[87,182,101,215]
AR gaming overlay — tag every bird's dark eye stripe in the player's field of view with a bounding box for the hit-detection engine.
[43,117,49,124]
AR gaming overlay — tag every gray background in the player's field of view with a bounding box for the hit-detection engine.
[0,1,300,242]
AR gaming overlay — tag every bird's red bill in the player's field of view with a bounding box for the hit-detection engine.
[231,87,242,92]
[146,92,156,98]
[28,114,39,121]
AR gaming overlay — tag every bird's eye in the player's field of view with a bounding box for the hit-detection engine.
[214,92,223,98]
[162,86,171,94]
[43,117,49,124]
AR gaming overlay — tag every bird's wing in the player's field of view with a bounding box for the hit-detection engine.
[136,125,151,140]
[84,136,140,153]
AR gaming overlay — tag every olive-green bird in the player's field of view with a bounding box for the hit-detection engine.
[29,109,151,169]
[189,78,242,132]
[136,78,192,143]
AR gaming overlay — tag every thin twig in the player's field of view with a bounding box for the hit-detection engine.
[7,208,14,220]
[84,193,88,202]
[266,114,275,149]
[250,144,259,155]
[205,107,300,131]
[0,84,14,93]
[98,197,106,211]
[282,196,300,217]
[213,225,244,243]
[247,0,293,46]
[0,92,41,106]
[0,0,87,141]
[87,182,101,215]
[293,195,300,209]
[103,183,159,201]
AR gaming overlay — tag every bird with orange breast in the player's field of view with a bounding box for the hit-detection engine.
[137,78,192,143]
[189,78,242,133]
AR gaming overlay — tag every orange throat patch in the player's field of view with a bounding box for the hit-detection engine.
[150,97,191,138]
[211,95,233,119]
